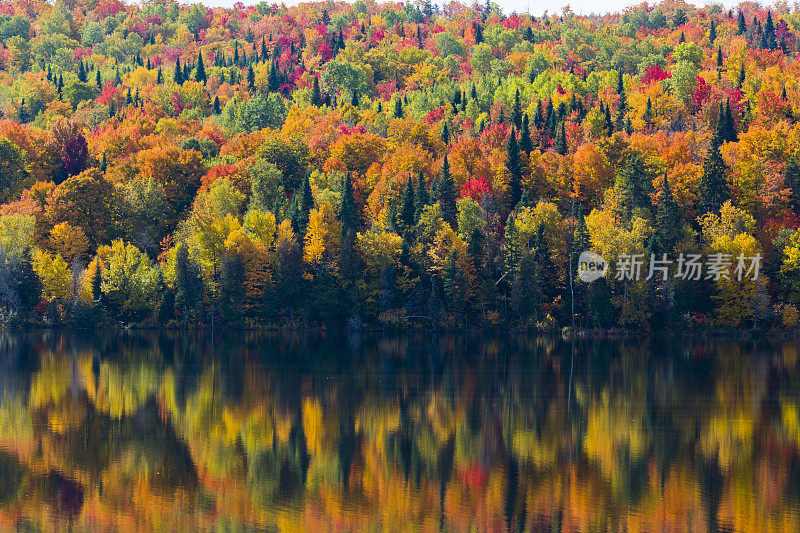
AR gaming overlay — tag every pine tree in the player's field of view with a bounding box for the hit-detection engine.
[394,96,403,118]
[700,143,730,213]
[761,10,777,50]
[114,67,121,86]
[351,90,359,107]
[679,31,685,43]
[506,128,523,207]
[554,122,567,155]
[146,56,151,69]
[78,60,87,82]
[643,97,654,128]
[174,242,202,327]
[247,65,255,89]
[312,75,322,106]
[268,60,279,91]
[441,122,449,144]
[234,41,240,64]
[785,153,800,212]
[519,113,533,153]
[512,88,522,129]
[737,10,747,34]
[653,174,681,251]
[414,171,429,222]
[604,105,613,135]
[716,46,723,68]
[340,173,358,233]
[195,50,206,83]
[212,95,221,114]
[100,152,107,172]
[709,19,717,43]
[298,174,314,232]
[435,154,457,228]
[400,174,416,229]
[738,61,746,88]
[174,57,183,84]
[96,69,102,89]
[261,37,268,60]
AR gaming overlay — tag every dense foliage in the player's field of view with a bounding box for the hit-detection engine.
[1,0,800,331]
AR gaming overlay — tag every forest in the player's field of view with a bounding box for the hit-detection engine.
[0,0,799,331]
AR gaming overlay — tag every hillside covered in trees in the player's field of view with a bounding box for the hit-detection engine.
[1,0,800,331]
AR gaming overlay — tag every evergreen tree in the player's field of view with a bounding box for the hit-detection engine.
[340,173,358,233]
[709,19,717,42]
[96,69,102,89]
[506,128,523,207]
[100,152,107,172]
[195,50,206,83]
[156,68,163,84]
[737,10,747,34]
[653,174,681,251]
[114,67,121,85]
[262,37,268,60]
[312,75,322,106]
[434,154,457,227]
[268,60,279,91]
[554,121,567,155]
[716,46,723,68]
[174,57,183,84]
[248,65,255,89]
[441,122,449,144]
[297,174,314,232]
[78,60,87,82]
[785,153,800,212]
[512,88,522,129]
[604,104,613,135]
[394,96,403,118]
[414,171,429,222]
[400,174,416,229]
[519,113,533,153]
[174,242,203,327]
[761,10,777,50]
[218,250,245,326]
[699,143,730,213]
[213,95,221,114]
[146,56,151,69]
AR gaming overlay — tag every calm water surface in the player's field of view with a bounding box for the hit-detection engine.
[0,331,799,531]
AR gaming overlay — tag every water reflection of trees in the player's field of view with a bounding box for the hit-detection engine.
[0,332,799,531]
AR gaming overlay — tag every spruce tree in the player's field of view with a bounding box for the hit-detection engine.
[156,68,163,84]
[654,174,681,251]
[400,174,416,229]
[785,153,800,212]
[78,60,87,83]
[312,75,322,106]
[297,174,314,232]
[737,10,747,34]
[441,122,449,144]
[96,69,102,89]
[554,122,567,155]
[340,173,358,233]
[195,50,206,83]
[761,10,777,50]
[716,46,723,69]
[248,65,255,89]
[174,57,183,84]
[414,171,429,222]
[519,113,533,153]
[709,19,717,43]
[512,88,522,129]
[394,96,403,118]
[699,143,730,213]
[435,154,457,228]
[212,95,221,114]
[506,128,523,207]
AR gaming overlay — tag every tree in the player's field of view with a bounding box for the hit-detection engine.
[699,143,730,213]
[414,171,429,222]
[174,57,183,84]
[519,114,532,153]
[761,10,777,50]
[47,168,117,247]
[97,239,161,323]
[312,75,322,106]
[500,128,522,208]
[77,60,87,83]
[432,154,457,228]
[512,89,522,129]
[737,10,746,34]
[195,50,206,83]
[653,174,681,251]
[554,122,567,155]
[0,138,29,204]
[217,249,245,325]
[340,173,359,233]
[49,222,90,264]
[400,174,416,230]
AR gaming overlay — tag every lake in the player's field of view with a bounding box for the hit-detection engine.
[0,331,799,531]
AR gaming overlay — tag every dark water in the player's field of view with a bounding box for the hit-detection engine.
[0,332,799,531]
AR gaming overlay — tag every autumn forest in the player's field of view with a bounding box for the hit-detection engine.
[1,0,800,331]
